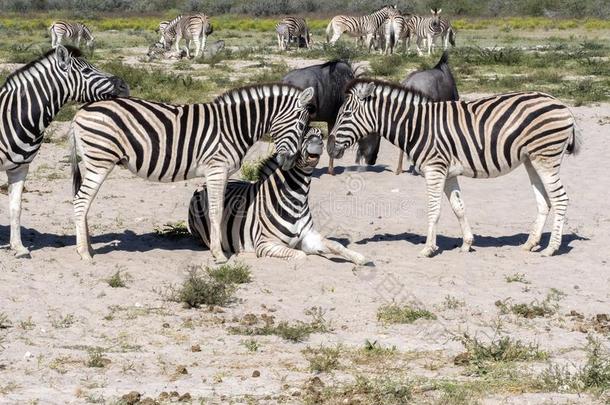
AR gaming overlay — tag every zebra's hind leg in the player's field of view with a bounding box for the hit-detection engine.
[522,160,550,252]
[300,230,372,266]
[396,150,404,175]
[7,165,31,258]
[204,168,229,264]
[444,176,474,252]
[419,167,447,257]
[73,165,114,260]
[528,159,568,256]
[256,240,306,261]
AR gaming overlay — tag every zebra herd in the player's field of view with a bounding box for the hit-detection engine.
[1,11,582,265]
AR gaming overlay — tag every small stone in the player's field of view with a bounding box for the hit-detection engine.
[120,391,141,405]
[291,390,301,397]
[158,391,169,400]
[176,365,188,375]
[191,344,201,352]
[139,398,158,405]
[252,370,260,377]
[162,322,170,328]
[23,351,34,360]
[178,393,192,401]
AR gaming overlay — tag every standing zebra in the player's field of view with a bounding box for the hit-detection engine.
[276,17,311,51]
[326,5,399,51]
[69,84,314,263]
[162,14,213,58]
[384,13,412,54]
[157,19,172,45]
[437,16,456,51]
[49,21,95,51]
[328,80,580,257]
[0,46,129,257]
[188,128,371,265]
[410,8,444,56]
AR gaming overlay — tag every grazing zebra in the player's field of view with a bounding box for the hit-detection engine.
[410,8,445,56]
[437,17,456,51]
[276,17,311,51]
[188,128,371,265]
[326,5,399,51]
[328,79,580,257]
[0,46,129,257]
[162,14,213,58]
[49,21,95,51]
[157,20,172,44]
[69,84,314,263]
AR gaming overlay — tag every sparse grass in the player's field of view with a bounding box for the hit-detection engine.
[377,303,437,325]
[240,158,266,182]
[495,290,564,318]
[455,332,548,375]
[19,317,35,330]
[303,345,342,373]
[228,307,330,343]
[50,313,76,329]
[207,262,252,284]
[442,295,466,310]
[0,313,12,329]
[304,375,413,405]
[154,220,190,239]
[85,347,108,368]
[106,270,129,288]
[504,272,530,284]
[370,54,404,77]
[241,339,260,352]
[171,265,248,308]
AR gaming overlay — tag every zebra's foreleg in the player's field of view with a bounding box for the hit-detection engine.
[444,176,474,252]
[256,240,306,260]
[420,167,447,257]
[396,150,404,175]
[415,36,423,56]
[200,35,207,56]
[193,38,201,58]
[522,160,550,252]
[427,34,433,55]
[204,168,229,263]
[7,165,30,258]
[73,165,114,260]
[529,159,567,256]
[300,230,372,265]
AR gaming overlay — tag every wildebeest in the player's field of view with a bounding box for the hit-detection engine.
[282,60,359,174]
[356,51,459,174]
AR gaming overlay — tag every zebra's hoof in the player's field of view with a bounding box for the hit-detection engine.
[540,247,557,257]
[14,247,31,259]
[213,252,229,264]
[418,245,438,258]
[77,246,94,261]
[460,245,472,253]
[521,241,539,252]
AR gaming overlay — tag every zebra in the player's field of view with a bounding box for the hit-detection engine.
[69,84,315,263]
[156,19,172,45]
[49,21,95,51]
[188,128,371,265]
[326,5,399,51]
[276,17,311,51]
[327,79,580,258]
[384,13,412,54]
[162,14,213,58]
[0,45,129,258]
[410,8,445,56]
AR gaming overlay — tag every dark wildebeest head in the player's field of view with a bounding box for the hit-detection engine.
[355,51,458,165]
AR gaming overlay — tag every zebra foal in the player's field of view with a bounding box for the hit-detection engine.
[70,84,314,263]
[0,46,129,257]
[49,21,95,51]
[163,14,213,58]
[189,128,371,265]
[328,80,580,257]
[276,17,311,51]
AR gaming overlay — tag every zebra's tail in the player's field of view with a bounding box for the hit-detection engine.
[388,22,396,52]
[69,125,83,196]
[326,21,333,43]
[449,28,456,46]
[567,123,583,156]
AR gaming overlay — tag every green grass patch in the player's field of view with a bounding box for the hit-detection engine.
[303,345,342,373]
[153,220,190,239]
[377,303,436,324]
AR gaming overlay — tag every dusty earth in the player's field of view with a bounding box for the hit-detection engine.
[0,96,609,404]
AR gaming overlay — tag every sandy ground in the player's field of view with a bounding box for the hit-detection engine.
[0,100,609,404]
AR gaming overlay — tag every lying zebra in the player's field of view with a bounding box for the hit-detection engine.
[188,128,371,265]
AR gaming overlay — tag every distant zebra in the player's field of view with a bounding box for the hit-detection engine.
[328,80,581,258]
[436,16,456,51]
[69,84,314,263]
[162,14,213,58]
[326,5,399,51]
[49,21,95,50]
[276,17,310,51]
[0,46,128,258]
[384,13,412,54]
[188,128,371,265]
[410,8,445,55]
[157,19,173,45]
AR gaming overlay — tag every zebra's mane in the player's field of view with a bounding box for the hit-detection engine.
[212,83,303,105]
[3,46,83,85]
[345,78,432,101]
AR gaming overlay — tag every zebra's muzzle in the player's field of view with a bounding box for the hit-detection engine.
[110,77,130,97]
[277,152,298,171]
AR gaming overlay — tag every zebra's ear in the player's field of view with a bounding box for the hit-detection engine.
[55,45,72,71]
[356,82,375,100]
[298,87,315,108]
[438,8,442,13]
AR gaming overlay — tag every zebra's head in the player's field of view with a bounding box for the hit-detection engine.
[296,128,324,169]
[328,81,378,159]
[53,45,130,103]
[430,8,442,29]
[271,86,315,171]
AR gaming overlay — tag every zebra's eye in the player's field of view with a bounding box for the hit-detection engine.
[82,67,93,75]
[343,110,353,118]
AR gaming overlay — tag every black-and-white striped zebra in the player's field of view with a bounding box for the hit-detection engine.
[49,21,94,51]
[326,5,399,51]
[157,20,172,44]
[276,17,311,51]
[384,13,412,54]
[188,128,370,265]
[410,8,444,56]
[0,46,129,257]
[328,79,580,257]
[436,16,456,51]
[69,84,314,263]
[162,14,213,58]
